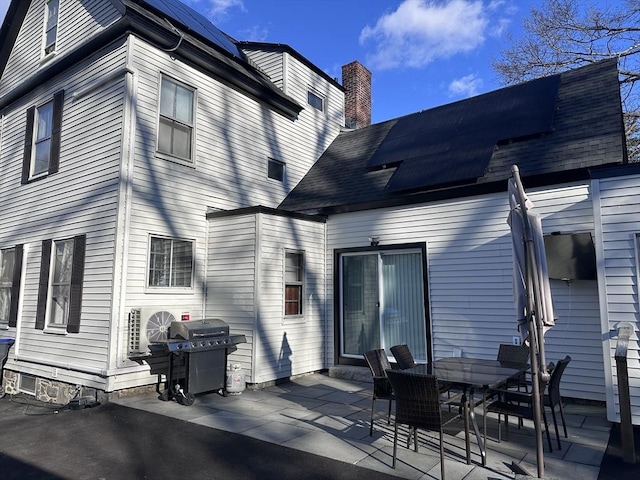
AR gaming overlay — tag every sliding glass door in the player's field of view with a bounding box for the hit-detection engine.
[340,249,427,363]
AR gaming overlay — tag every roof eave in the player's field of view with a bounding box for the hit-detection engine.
[0,2,302,120]
[0,0,31,79]
[123,2,302,119]
[310,165,625,215]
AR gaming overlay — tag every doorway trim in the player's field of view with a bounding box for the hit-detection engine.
[333,242,432,366]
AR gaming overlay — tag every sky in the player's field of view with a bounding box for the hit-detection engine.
[0,0,566,123]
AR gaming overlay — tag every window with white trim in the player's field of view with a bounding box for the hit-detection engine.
[307,90,324,112]
[0,248,16,326]
[158,76,195,162]
[43,0,59,56]
[22,91,64,183]
[36,235,85,332]
[284,251,304,316]
[33,100,53,176]
[148,236,194,288]
[49,239,73,326]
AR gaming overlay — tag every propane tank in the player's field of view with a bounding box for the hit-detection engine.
[226,363,245,395]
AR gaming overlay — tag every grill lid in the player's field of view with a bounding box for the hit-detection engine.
[169,318,229,340]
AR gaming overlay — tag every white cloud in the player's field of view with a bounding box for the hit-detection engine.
[359,0,491,70]
[238,24,269,42]
[448,73,483,97]
[183,0,245,23]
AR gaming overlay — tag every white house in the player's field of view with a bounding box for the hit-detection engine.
[0,0,638,426]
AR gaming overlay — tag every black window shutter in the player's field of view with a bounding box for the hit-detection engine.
[8,244,23,328]
[22,106,35,184]
[49,90,64,175]
[67,234,85,334]
[35,239,52,330]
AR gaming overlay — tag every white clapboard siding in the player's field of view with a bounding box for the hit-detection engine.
[595,173,640,423]
[242,46,344,182]
[242,49,284,90]
[0,44,129,389]
[326,182,606,401]
[57,0,121,52]
[257,214,326,383]
[122,36,342,364]
[0,0,121,96]
[129,40,341,212]
[206,214,258,380]
[206,211,326,384]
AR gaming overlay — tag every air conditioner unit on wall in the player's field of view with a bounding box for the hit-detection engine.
[128,308,192,357]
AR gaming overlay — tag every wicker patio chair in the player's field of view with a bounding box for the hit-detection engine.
[390,344,417,370]
[497,343,530,391]
[386,369,465,479]
[363,349,394,436]
[497,343,530,366]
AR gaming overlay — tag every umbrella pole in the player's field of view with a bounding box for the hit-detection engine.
[526,257,545,478]
[513,166,545,478]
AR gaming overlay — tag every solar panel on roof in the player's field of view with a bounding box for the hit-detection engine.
[140,0,242,58]
[369,74,561,192]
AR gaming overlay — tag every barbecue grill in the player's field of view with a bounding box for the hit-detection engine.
[155,318,246,405]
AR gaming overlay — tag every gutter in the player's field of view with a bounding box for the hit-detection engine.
[309,165,628,216]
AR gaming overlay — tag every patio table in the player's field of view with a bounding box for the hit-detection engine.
[406,357,526,466]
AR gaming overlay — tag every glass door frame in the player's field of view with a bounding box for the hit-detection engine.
[333,242,432,366]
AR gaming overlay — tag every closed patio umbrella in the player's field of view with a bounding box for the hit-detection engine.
[507,165,556,478]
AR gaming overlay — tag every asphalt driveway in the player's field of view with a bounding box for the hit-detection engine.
[0,394,399,480]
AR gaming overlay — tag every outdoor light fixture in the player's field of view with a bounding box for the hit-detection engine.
[369,236,380,247]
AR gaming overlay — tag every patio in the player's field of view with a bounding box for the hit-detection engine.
[112,370,611,479]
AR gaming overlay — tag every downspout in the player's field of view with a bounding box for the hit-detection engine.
[252,212,262,383]
[11,244,29,360]
[323,215,329,368]
[103,36,137,390]
[113,37,138,372]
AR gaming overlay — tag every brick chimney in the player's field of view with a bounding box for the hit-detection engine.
[342,61,371,129]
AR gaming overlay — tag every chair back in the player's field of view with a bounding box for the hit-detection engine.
[364,349,393,397]
[547,355,571,407]
[386,369,443,431]
[390,344,417,370]
[497,343,530,367]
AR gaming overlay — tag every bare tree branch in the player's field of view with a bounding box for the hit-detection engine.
[494,0,640,161]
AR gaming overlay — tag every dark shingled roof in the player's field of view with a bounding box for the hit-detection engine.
[279,58,627,214]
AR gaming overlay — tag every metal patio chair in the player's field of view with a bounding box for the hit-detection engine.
[486,355,572,452]
[386,369,465,479]
[492,355,571,450]
[543,356,572,449]
[363,349,394,436]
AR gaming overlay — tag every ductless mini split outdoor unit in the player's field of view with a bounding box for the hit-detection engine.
[128,308,192,357]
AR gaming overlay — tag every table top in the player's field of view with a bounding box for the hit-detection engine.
[405,357,526,390]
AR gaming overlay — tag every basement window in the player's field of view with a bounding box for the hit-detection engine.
[19,374,36,395]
